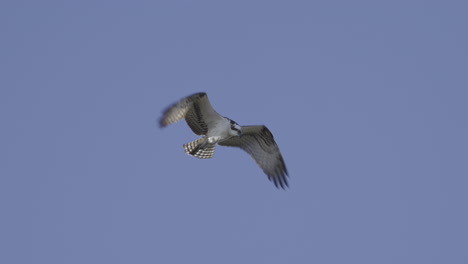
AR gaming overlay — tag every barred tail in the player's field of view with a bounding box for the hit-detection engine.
[183,138,215,159]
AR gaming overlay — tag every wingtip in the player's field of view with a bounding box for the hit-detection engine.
[158,117,167,128]
[279,178,289,190]
[269,174,289,190]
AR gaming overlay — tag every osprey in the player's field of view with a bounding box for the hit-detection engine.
[159,92,289,189]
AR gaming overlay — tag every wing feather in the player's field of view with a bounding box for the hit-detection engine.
[219,126,288,188]
[159,92,218,135]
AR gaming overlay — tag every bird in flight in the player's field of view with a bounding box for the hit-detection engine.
[159,92,288,189]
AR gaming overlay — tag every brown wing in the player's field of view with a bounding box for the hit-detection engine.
[219,125,289,189]
[159,92,218,135]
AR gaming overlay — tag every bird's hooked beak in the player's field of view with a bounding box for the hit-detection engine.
[238,130,243,137]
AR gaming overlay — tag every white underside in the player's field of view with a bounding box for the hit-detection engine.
[205,117,234,144]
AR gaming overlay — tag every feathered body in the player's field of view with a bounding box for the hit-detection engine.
[159,92,288,189]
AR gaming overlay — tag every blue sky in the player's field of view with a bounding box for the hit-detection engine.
[1,1,467,263]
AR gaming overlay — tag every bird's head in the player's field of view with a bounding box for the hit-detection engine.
[228,119,243,137]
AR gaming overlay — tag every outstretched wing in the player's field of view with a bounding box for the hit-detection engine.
[219,126,289,188]
[159,92,219,135]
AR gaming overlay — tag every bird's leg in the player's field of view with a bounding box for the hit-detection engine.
[207,136,222,144]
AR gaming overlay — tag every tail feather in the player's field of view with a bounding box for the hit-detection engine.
[183,138,215,159]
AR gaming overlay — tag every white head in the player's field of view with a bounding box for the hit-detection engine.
[228,118,242,137]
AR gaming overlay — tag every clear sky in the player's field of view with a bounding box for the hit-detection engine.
[1,1,467,263]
